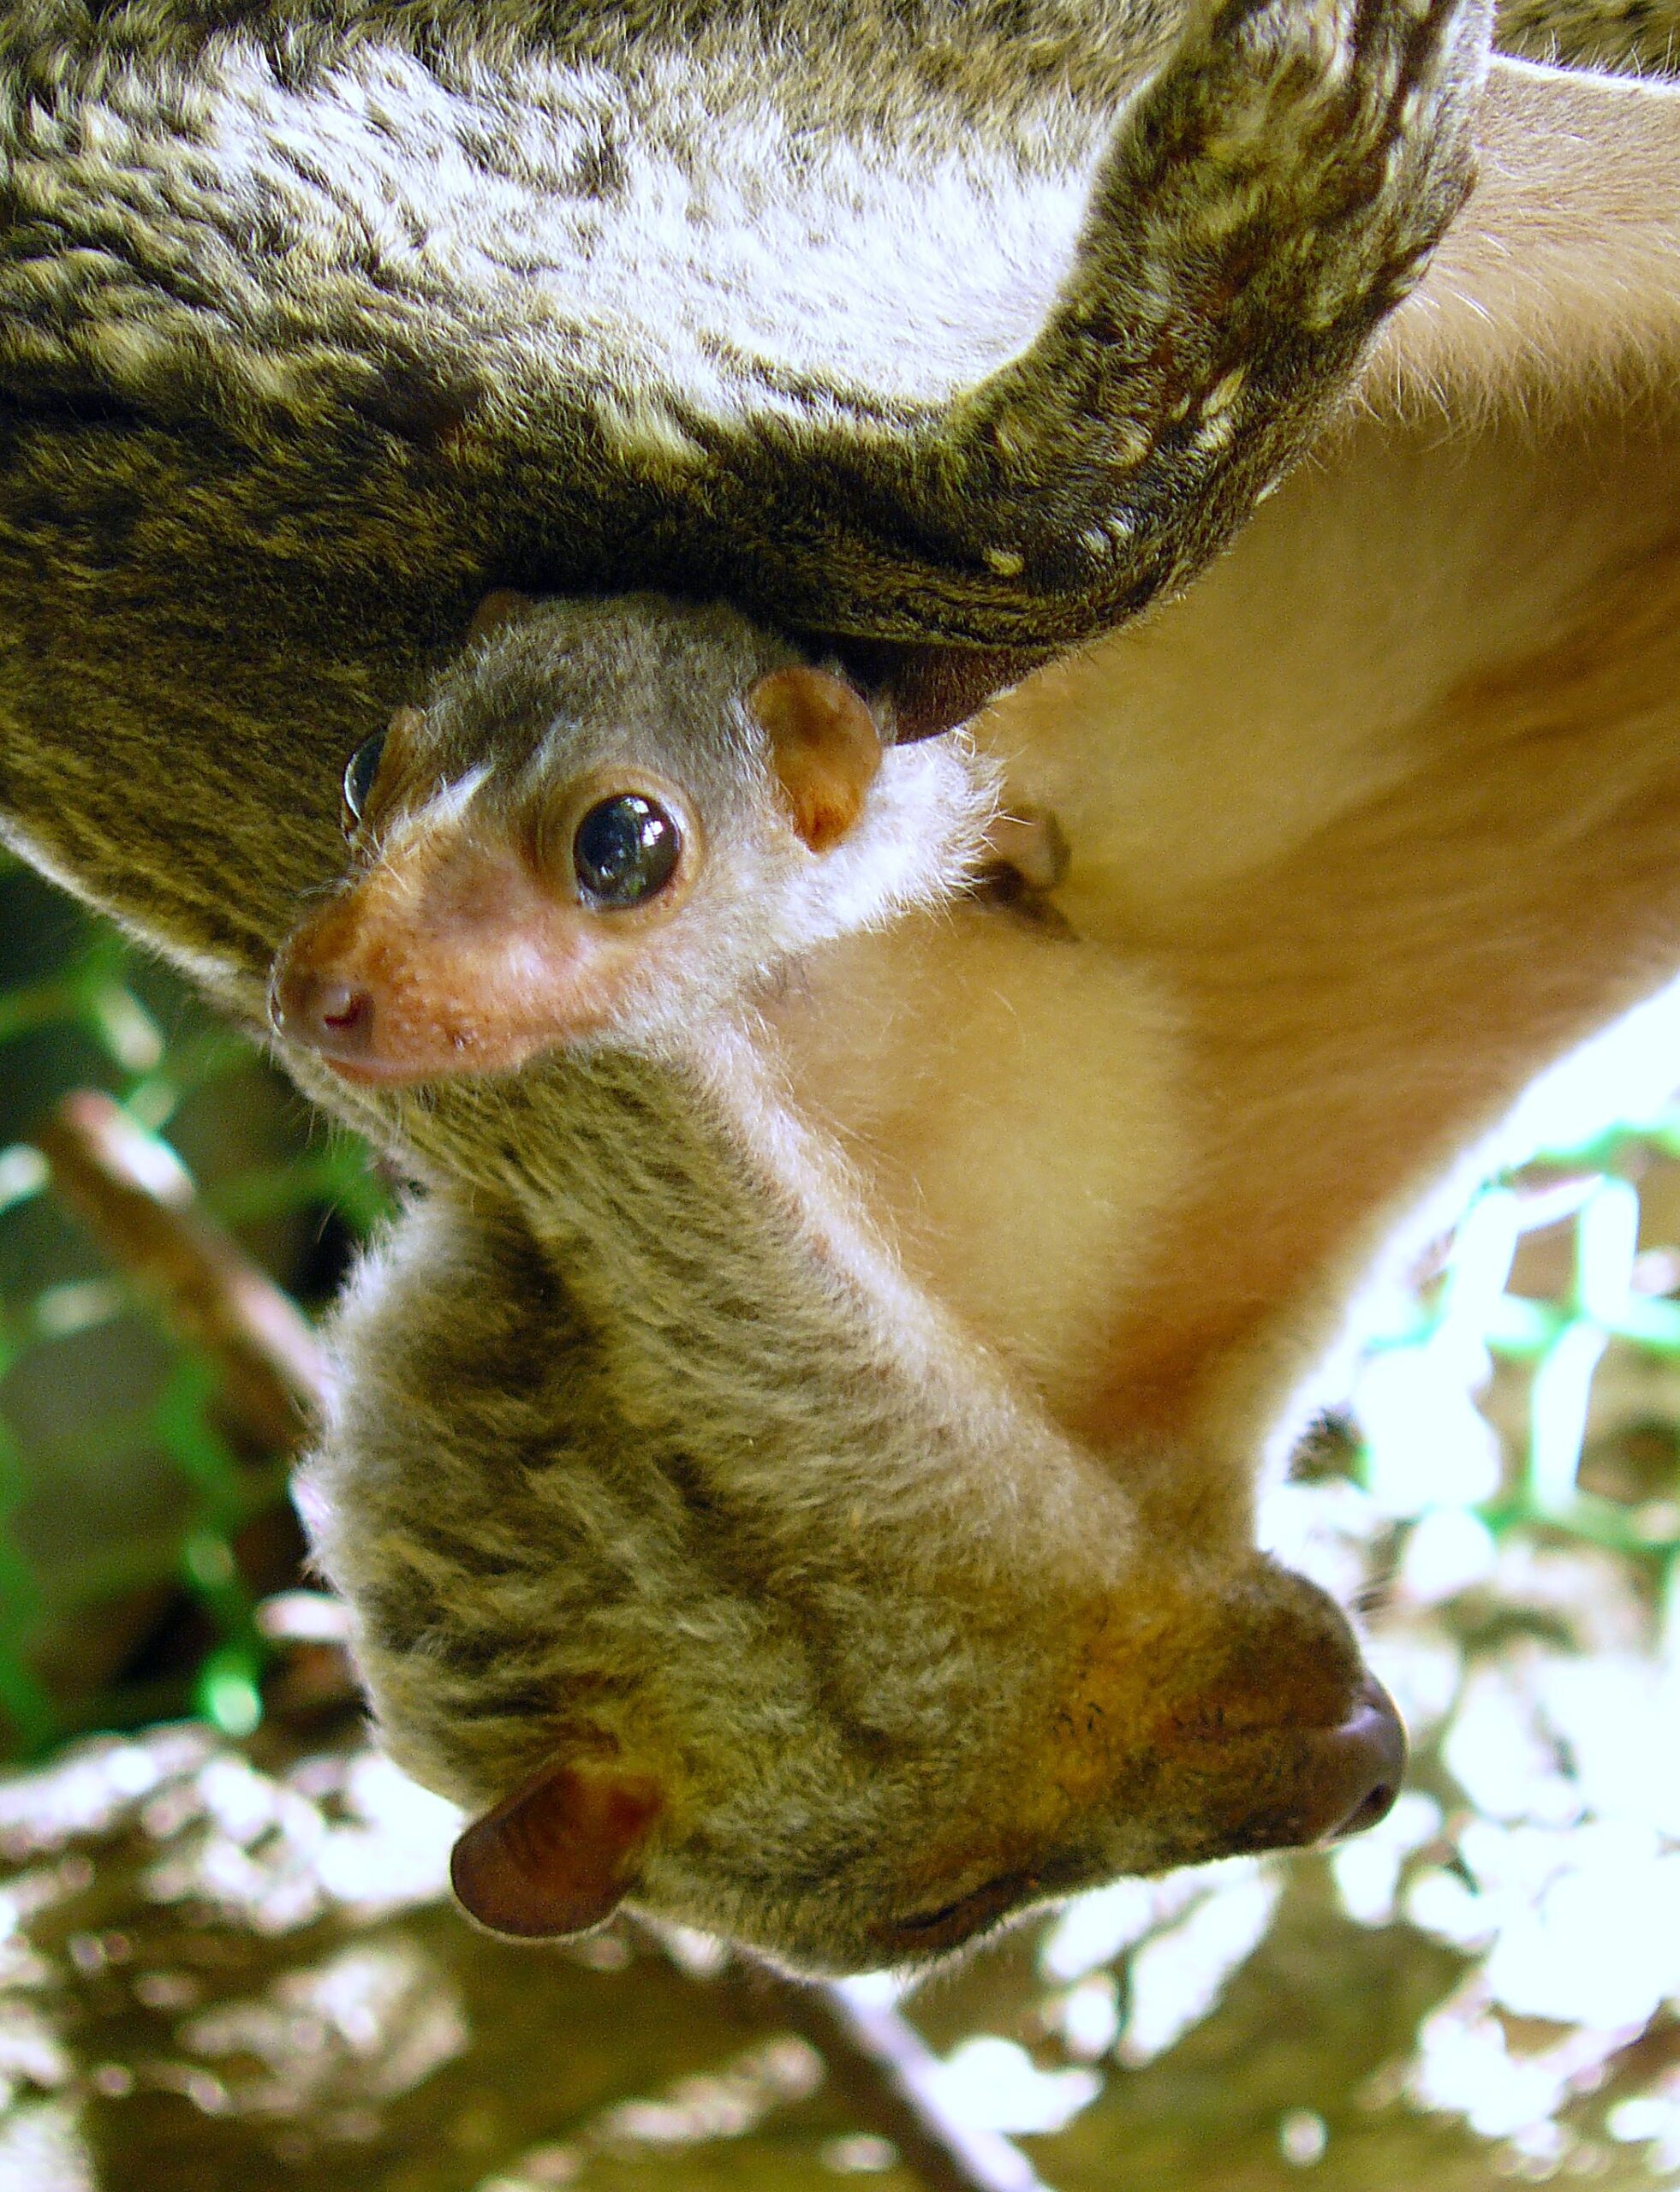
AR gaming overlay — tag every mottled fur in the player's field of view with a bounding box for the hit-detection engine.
[1497,0,1680,73]
[297,52,1680,1969]
[0,6,1676,1971]
[0,0,1484,653]
[306,1029,1389,1971]
[288,592,1353,1974]
[0,0,1489,991]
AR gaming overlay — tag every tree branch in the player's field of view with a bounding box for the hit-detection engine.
[733,1960,1057,2192]
[33,1088,325,1456]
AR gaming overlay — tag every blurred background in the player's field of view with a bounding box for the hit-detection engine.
[2,853,1678,2192]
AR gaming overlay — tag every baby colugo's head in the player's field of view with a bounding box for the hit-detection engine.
[270,591,998,1083]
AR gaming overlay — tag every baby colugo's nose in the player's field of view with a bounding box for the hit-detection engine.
[269,962,376,1062]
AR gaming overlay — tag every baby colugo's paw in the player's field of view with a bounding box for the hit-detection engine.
[973,804,1074,927]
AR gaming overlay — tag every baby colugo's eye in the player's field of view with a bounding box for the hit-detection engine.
[341,730,387,834]
[572,794,682,908]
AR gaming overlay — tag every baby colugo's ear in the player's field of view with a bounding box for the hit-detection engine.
[465,588,539,646]
[449,1755,664,1938]
[748,666,884,854]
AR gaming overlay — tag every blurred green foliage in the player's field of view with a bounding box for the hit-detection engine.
[0,860,384,1758]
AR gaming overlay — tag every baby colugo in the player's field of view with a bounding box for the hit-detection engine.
[270,590,1021,1080]
[275,587,1403,1974]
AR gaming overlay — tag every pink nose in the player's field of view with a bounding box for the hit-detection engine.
[268,961,377,1062]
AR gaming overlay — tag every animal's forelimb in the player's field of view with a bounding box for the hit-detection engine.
[697,0,1492,645]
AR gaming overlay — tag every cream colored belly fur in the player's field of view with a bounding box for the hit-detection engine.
[767,54,1680,1485]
